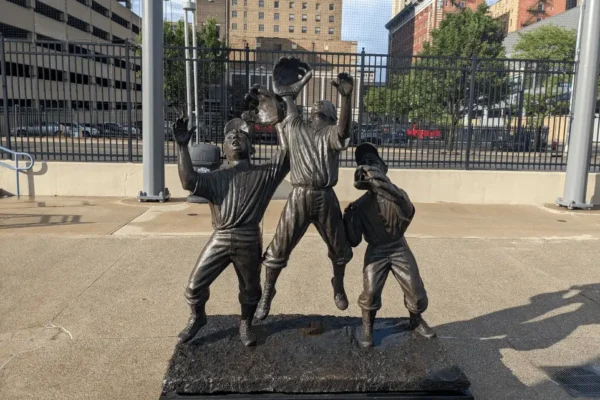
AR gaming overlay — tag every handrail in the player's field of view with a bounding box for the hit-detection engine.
[0,145,34,199]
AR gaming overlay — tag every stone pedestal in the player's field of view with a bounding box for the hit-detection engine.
[160,315,472,399]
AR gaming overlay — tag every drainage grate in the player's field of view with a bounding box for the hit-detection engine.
[543,366,600,397]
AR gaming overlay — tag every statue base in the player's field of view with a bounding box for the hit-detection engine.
[160,315,472,399]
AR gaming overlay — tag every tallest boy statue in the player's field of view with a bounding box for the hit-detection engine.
[255,57,354,320]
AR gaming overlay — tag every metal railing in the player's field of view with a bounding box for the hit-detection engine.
[1,38,598,172]
[0,145,34,198]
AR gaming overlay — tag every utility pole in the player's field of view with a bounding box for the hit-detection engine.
[138,0,170,202]
[556,0,599,209]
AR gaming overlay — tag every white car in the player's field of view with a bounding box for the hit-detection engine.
[63,123,100,138]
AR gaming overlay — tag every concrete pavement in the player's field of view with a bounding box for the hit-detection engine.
[1,196,600,399]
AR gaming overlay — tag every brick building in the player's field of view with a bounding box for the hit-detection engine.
[488,0,581,35]
[386,0,485,63]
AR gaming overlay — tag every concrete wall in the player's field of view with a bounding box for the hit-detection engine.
[2,161,600,205]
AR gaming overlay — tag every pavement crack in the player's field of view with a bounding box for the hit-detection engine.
[46,323,74,340]
[0,345,46,371]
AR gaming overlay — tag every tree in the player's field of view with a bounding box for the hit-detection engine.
[513,25,576,61]
[513,26,577,151]
[137,19,227,132]
[365,4,507,151]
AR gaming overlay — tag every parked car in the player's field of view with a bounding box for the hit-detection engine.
[62,122,100,138]
[11,122,64,137]
[358,124,384,145]
[407,125,442,140]
[81,123,103,137]
[102,123,127,138]
[381,128,408,147]
[491,128,549,152]
[253,124,278,145]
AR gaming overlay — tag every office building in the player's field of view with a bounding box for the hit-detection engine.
[489,0,581,35]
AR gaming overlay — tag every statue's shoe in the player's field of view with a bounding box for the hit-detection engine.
[331,277,349,311]
[239,320,257,347]
[178,313,207,343]
[255,286,276,320]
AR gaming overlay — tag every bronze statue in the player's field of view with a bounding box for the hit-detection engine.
[255,57,354,320]
[174,88,288,346]
[343,143,435,347]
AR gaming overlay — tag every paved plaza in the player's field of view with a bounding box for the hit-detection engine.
[1,196,600,399]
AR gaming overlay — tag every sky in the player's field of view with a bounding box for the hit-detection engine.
[131,0,498,54]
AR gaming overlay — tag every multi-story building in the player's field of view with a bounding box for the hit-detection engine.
[0,0,142,127]
[489,0,581,35]
[386,0,485,62]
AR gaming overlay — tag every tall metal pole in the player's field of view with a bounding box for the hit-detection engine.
[184,8,193,124]
[557,0,600,209]
[138,0,169,202]
[187,1,201,143]
[0,35,11,149]
[564,0,585,154]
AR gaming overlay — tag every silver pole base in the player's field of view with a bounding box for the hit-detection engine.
[556,197,594,210]
[138,188,171,203]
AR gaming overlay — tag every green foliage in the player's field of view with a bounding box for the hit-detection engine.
[137,19,227,106]
[365,4,507,150]
[513,25,576,61]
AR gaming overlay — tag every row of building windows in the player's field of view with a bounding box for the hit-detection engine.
[232,0,335,10]
[7,0,138,34]
[0,100,141,110]
[232,23,333,34]
[233,11,334,22]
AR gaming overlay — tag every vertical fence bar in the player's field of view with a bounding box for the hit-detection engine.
[0,35,11,149]
[356,48,365,139]
[125,40,133,162]
[464,55,477,170]
[245,43,250,94]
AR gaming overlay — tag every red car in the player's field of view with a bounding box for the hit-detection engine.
[407,124,441,140]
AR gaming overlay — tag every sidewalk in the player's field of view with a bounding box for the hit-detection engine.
[1,196,600,399]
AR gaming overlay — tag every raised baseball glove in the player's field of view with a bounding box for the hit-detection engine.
[242,84,285,126]
[272,57,313,97]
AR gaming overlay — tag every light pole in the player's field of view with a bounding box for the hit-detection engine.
[183,2,193,126]
[557,0,600,209]
[186,1,201,143]
[138,0,169,202]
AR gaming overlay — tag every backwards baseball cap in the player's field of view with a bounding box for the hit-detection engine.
[355,143,387,169]
[311,100,337,122]
[224,118,251,135]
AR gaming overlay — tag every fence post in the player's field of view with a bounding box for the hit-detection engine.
[0,35,11,150]
[245,43,250,94]
[125,40,133,163]
[464,55,477,170]
[356,48,366,142]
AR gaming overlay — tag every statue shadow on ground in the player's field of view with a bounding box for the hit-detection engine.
[432,283,600,398]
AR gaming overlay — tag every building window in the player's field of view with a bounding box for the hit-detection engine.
[289,25,294,32]
[301,26,306,33]
[75,0,88,5]
[112,13,130,29]
[259,12,264,19]
[289,13,294,20]
[36,35,63,52]
[96,102,110,110]
[316,3,320,10]
[92,26,109,41]
[244,23,247,30]
[302,14,307,21]
[67,15,89,33]
[274,0,279,7]
[289,1,294,8]
[274,24,279,32]
[4,62,31,77]
[328,27,333,34]
[232,10,237,17]
[244,11,247,17]
[537,2,544,12]
[91,1,109,17]
[315,15,320,21]
[0,22,29,39]
[96,77,109,87]
[566,0,577,9]
[274,12,279,19]
[302,2,307,8]
[244,0,247,5]
[315,26,320,34]
[132,24,140,34]
[7,0,28,9]
[259,0,264,6]
[232,0,237,4]
[70,72,90,85]
[35,1,65,23]
[259,24,264,31]
[329,3,334,10]
[37,67,63,82]
[329,15,334,22]
[232,22,237,30]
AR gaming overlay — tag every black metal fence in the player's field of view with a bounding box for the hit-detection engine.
[2,38,599,171]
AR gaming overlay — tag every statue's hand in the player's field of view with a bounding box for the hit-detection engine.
[242,85,285,126]
[173,116,195,146]
[272,57,313,97]
[354,165,389,190]
[331,73,354,98]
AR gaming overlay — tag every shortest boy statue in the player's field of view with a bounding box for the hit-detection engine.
[343,143,435,347]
